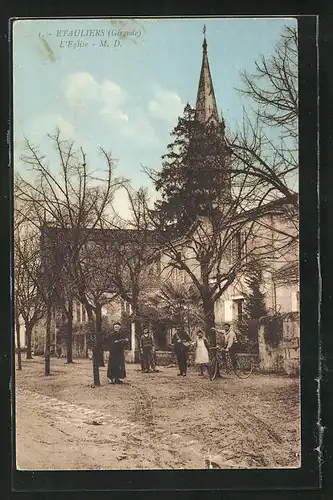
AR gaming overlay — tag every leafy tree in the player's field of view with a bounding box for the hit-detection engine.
[148,104,231,236]
[142,281,204,337]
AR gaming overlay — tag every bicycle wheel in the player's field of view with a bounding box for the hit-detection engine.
[233,353,253,378]
[208,357,219,380]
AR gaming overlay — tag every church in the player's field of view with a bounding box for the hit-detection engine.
[155,27,299,328]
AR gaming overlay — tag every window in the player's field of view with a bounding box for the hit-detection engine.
[82,307,87,323]
[230,232,241,262]
[230,231,247,263]
[236,299,243,322]
[291,290,300,312]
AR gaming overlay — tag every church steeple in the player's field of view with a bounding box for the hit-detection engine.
[195,25,219,125]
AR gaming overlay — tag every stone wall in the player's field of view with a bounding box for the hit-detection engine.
[280,317,300,375]
[258,315,300,376]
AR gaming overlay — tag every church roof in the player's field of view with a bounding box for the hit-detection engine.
[195,26,219,125]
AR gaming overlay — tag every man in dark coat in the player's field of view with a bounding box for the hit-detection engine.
[172,327,192,376]
[107,323,128,384]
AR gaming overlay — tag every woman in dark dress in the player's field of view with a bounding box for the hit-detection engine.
[107,323,128,384]
[172,327,192,376]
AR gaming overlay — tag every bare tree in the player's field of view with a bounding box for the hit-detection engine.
[75,232,119,366]
[227,25,298,212]
[148,171,296,346]
[15,129,123,385]
[97,186,159,345]
[14,193,47,366]
[14,225,46,359]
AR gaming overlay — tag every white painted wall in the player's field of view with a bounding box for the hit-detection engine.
[14,316,27,348]
[224,300,234,322]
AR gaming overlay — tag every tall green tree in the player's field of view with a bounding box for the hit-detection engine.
[149,104,231,236]
[243,263,267,321]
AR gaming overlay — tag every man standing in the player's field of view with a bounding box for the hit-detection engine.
[222,323,238,366]
[107,322,128,384]
[172,327,191,376]
[140,327,157,373]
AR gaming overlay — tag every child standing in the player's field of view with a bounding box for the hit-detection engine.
[194,329,210,375]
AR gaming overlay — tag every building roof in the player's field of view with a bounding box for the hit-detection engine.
[42,225,159,246]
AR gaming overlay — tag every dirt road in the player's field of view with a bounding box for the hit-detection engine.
[15,358,300,470]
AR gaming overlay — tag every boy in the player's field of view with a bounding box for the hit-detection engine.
[211,323,238,366]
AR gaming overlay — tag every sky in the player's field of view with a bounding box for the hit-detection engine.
[13,17,297,213]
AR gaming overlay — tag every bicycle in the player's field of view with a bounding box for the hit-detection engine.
[208,346,253,380]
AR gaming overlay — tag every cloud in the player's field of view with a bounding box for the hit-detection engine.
[62,72,158,146]
[63,72,127,115]
[63,72,99,109]
[148,86,183,123]
[27,113,76,140]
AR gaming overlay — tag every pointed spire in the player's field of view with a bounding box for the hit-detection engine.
[195,25,219,125]
[203,24,207,52]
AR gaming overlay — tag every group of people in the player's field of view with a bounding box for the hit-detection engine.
[171,323,237,377]
[105,321,238,384]
[105,323,158,384]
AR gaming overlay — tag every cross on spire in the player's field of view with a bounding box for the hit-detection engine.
[203,24,206,36]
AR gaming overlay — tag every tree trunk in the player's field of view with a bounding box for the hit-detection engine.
[45,293,52,376]
[83,302,100,387]
[92,338,101,387]
[202,295,221,378]
[15,314,22,371]
[25,323,33,359]
[95,303,104,367]
[200,263,216,346]
[202,296,216,346]
[66,299,73,364]
[84,333,88,358]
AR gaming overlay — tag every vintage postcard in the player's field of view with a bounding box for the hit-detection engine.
[12,17,301,473]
